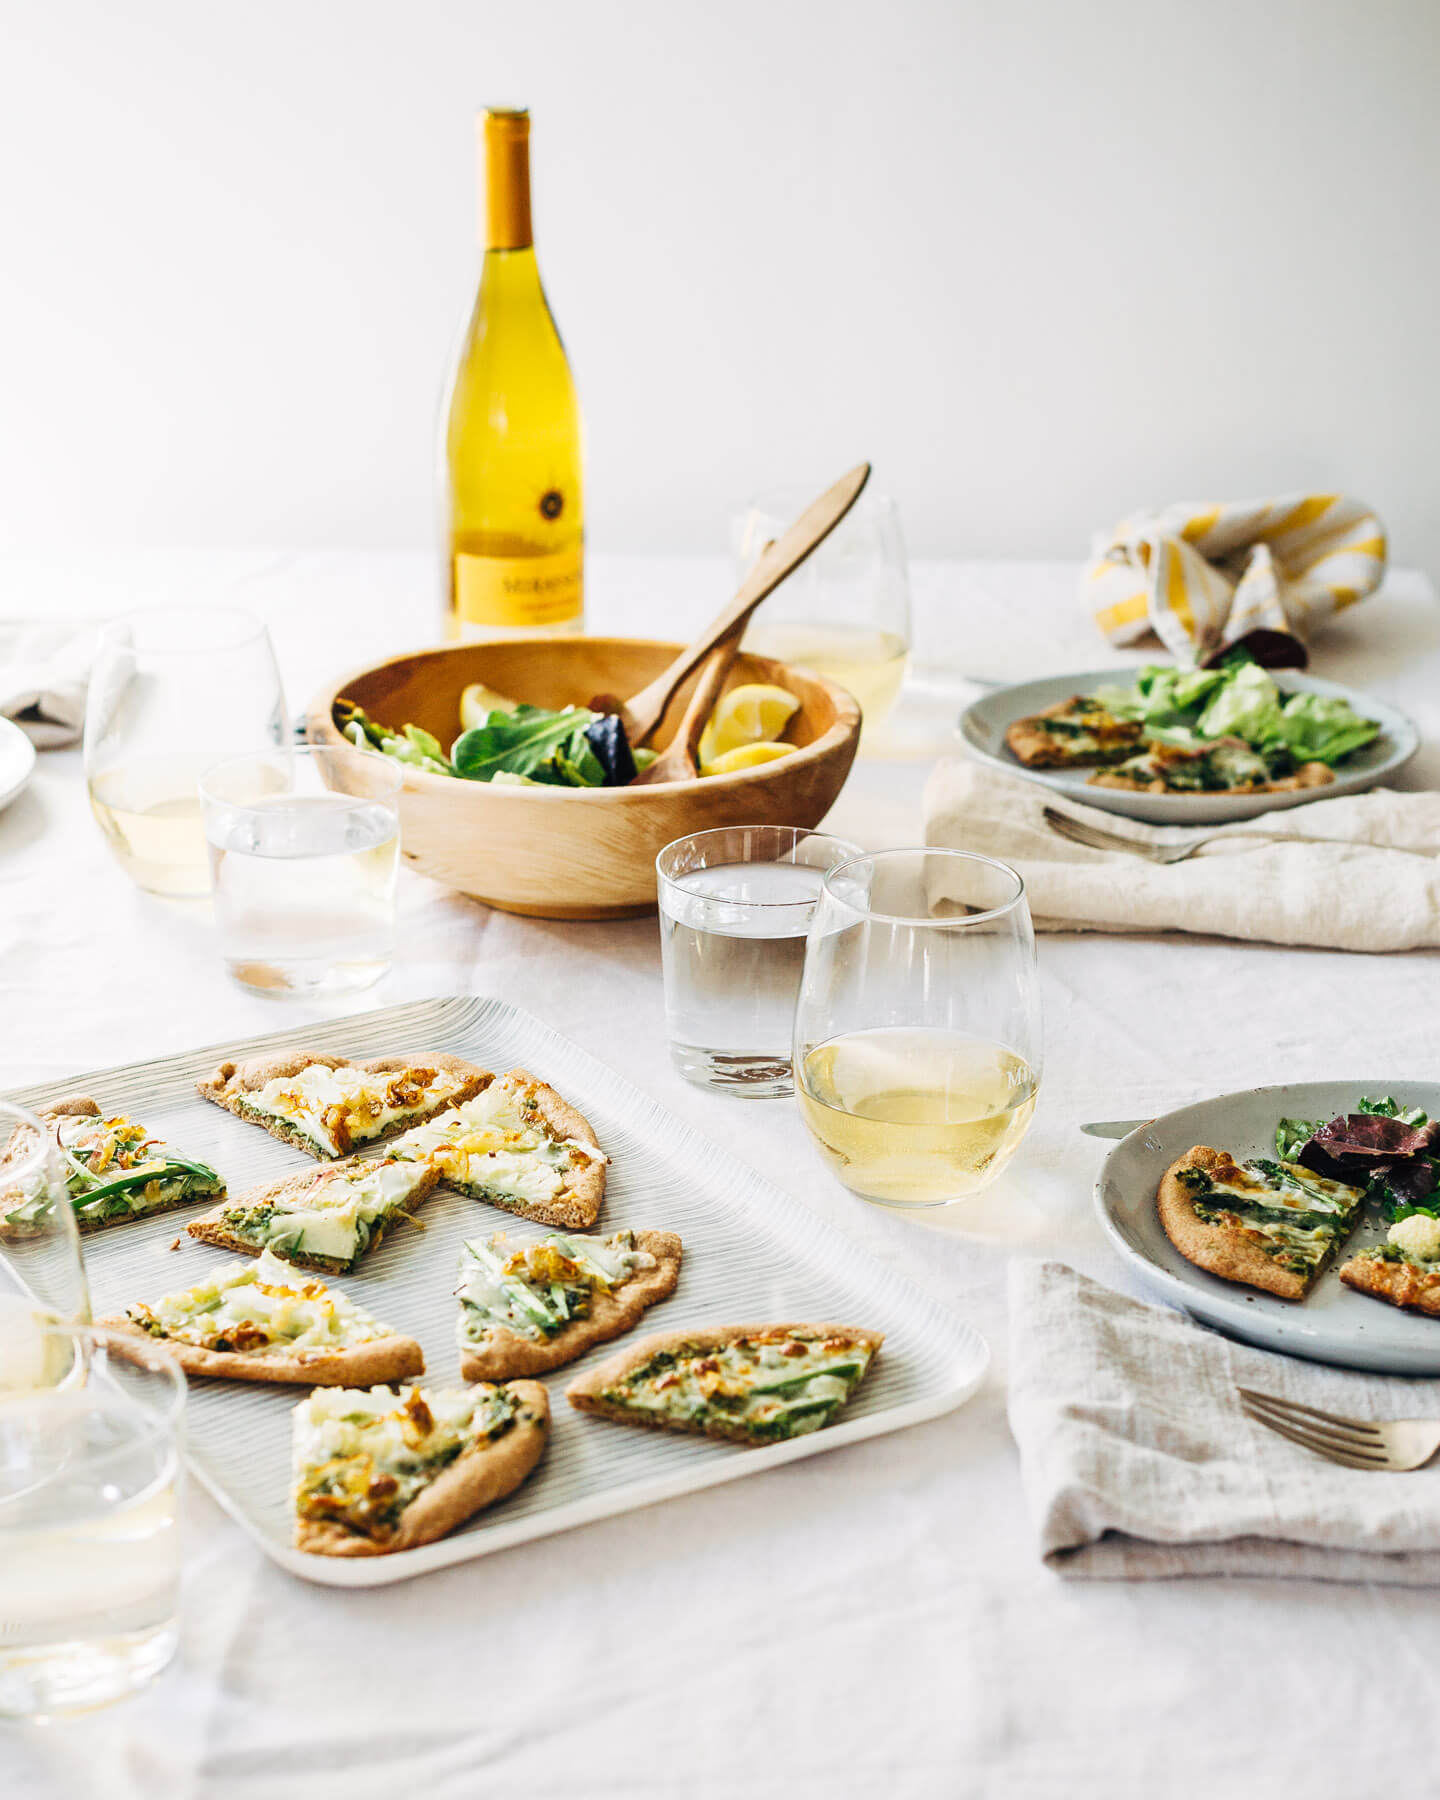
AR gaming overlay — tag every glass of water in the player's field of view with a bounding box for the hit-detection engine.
[200,744,402,997]
[656,826,862,1097]
[0,1100,91,1328]
[0,1321,185,1718]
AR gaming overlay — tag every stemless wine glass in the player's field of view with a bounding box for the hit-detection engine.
[0,1321,185,1718]
[84,606,289,899]
[733,488,912,736]
[0,1101,91,1328]
[793,849,1042,1208]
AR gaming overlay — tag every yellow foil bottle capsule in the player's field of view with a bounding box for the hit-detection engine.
[443,108,584,639]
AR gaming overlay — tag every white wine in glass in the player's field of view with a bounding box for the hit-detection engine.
[83,608,288,899]
[794,849,1042,1208]
[444,107,584,639]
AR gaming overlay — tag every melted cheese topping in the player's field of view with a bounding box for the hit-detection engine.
[1191,1157,1365,1263]
[128,1248,394,1353]
[220,1160,426,1263]
[608,1332,874,1439]
[395,1076,605,1205]
[244,1063,471,1156]
[456,1229,652,1343]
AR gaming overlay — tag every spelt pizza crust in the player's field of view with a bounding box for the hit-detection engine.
[566,1321,885,1445]
[294,1381,550,1557]
[1003,698,1142,770]
[442,1067,607,1230]
[185,1158,441,1274]
[96,1315,425,1386]
[1339,1254,1440,1317]
[195,1052,493,1159]
[1157,1145,1312,1301]
[459,1230,683,1381]
[1090,759,1333,795]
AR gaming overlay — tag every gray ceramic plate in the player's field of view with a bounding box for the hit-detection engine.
[959,669,1418,823]
[0,717,35,814]
[1096,1080,1440,1374]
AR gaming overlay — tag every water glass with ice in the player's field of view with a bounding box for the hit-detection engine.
[0,1321,185,1718]
[656,826,862,1097]
[201,745,402,997]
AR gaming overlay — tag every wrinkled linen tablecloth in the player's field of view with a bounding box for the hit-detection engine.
[4,553,1440,1800]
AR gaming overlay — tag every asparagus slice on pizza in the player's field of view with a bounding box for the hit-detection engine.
[455,1228,682,1380]
[292,1379,549,1557]
[1157,1145,1367,1300]
[102,1248,424,1386]
[187,1154,439,1275]
[392,1068,607,1229]
[1,1096,223,1238]
[196,1052,491,1160]
[567,1322,883,1446]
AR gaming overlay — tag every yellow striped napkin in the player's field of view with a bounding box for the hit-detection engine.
[1087,494,1386,664]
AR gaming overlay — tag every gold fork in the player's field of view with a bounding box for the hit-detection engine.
[1238,1387,1440,1471]
[1042,807,1354,864]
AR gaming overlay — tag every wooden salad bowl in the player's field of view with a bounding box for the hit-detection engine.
[306,637,862,920]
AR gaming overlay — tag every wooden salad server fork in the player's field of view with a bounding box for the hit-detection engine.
[629,620,749,787]
[590,461,871,747]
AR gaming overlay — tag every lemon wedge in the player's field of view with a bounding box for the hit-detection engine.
[459,682,520,730]
[698,683,801,766]
[700,741,798,778]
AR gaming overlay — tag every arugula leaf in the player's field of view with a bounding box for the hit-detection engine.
[1275,1116,1321,1161]
[451,705,601,782]
[1357,1096,1428,1126]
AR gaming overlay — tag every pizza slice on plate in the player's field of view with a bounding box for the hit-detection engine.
[196,1052,490,1160]
[1,1096,223,1238]
[391,1068,607,1229]
[1157,1145,1367,1300]
[455,1228,682,1380]
[291,1380,549,1557]
[102,1248,424,1386]
[1004,697,1143,769]
[566,1322,883,1445]
[1090,738,1332,795]
[186,1155,439,1275]
[1341,1214,1440,1317]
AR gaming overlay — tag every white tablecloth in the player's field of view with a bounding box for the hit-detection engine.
[5,552,1440,1800]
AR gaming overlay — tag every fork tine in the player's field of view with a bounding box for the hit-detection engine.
[1239,1400,1394,1468]
[1041,808,1127,853]
[1241,1392,1384,1450]
[1236,1387,1385,1441]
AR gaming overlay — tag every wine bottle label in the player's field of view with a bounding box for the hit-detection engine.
[453,548,583,627]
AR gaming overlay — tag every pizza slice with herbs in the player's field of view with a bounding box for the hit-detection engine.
[1340,1213,1440,1317]
[196,1052,491,1160]
[1090,737,1332,795]
[186,1155,439,1275]
[1158,1145,1367,1300]
[1,1096,223,1238]
[292,1380,549,1557]
[391,1068,607,1229]
[102,1247,425,1385]
[1004,697,1144,769]
[566,1322,883,1446]
[456,1228,682,1380]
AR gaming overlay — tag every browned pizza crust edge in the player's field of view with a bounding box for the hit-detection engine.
[97,1315,426,1386]
[1003,698,1141,770]
[459,1230,683,1381]
[294,1381,550,1557]
[1339,1254,1440,1317]
[184,1158,441,1274]
[1157,1145,1312,1301]
[1090,758,1334,795]
[438,1068,607,1231]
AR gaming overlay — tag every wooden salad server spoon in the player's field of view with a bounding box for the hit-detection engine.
[629,620,748,787]
[590,460,871,747]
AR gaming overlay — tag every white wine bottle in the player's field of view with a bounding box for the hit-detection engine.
[443,107,584,638]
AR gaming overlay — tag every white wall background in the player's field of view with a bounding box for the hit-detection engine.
[1,0,1436,571]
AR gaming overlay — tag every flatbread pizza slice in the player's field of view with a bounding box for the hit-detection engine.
[101,1248,424,1386]
[391,1068,607,1229]
[186,1155,439,1275]
[292,1380,549,1557]
[1158,1145,1367,1300]
[1,1096,223,1239]
[1090,737,1333,795]
[1340,1214,1440,1317]
[1004,697,1143,769]
[196,1052,491,1160]
[567,1322,883,1446]
[456,1228,682,1380]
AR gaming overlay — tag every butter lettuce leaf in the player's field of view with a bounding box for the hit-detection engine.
[1275,692,1381,765]
[1194,662,1286,745]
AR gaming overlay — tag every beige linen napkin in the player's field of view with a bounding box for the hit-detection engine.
[0,622,97,748]
[1009,1260,1440,1582]
[924,759,1440,952]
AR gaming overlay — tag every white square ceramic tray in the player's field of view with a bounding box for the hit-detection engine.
[5,997,989,1587]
